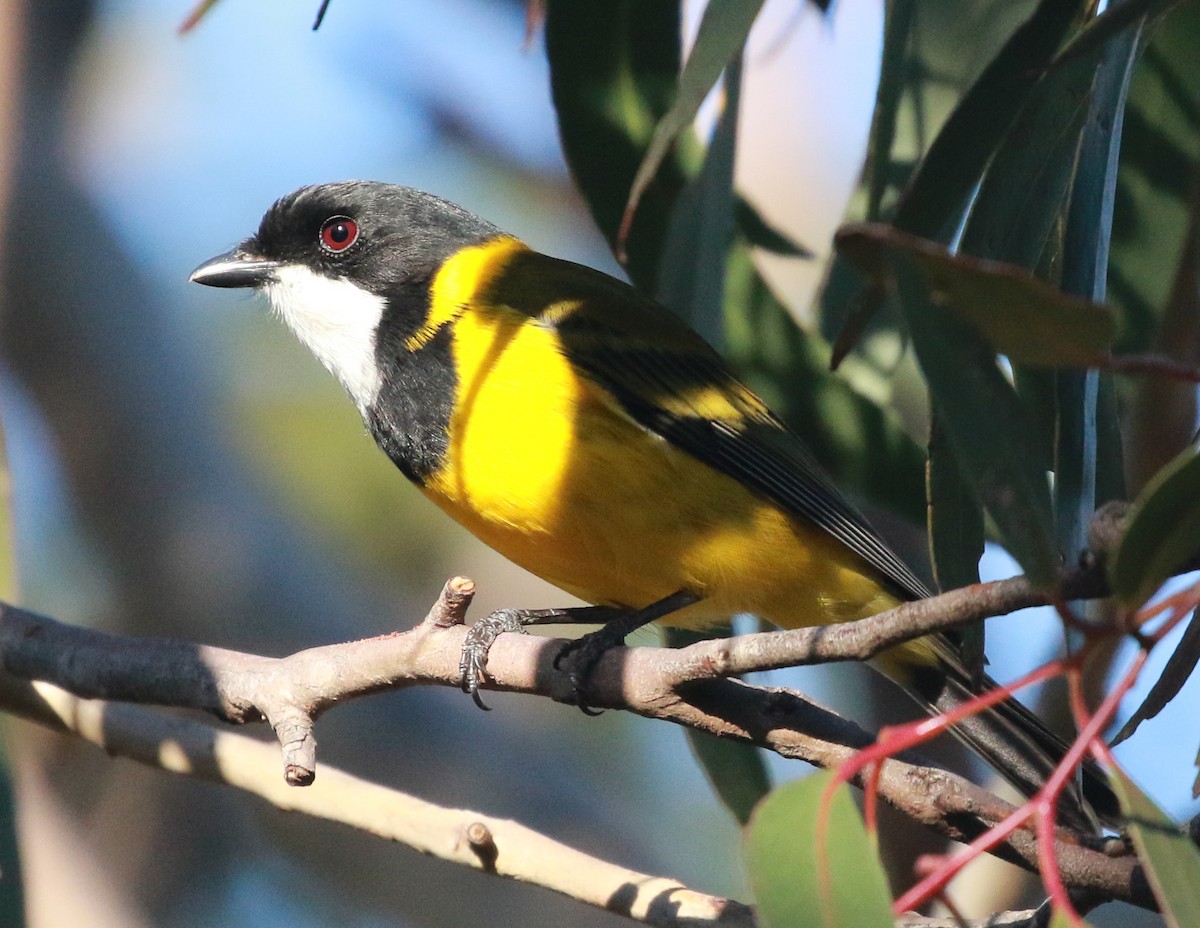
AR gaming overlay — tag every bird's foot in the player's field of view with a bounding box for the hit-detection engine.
[460,605,616,710]
[460,608,531,710]
[554,590,701,714]
[553,616,646,716]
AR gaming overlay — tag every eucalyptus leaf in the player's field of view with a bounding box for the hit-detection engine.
[865,0,917,221]
[837,224,1118,368]
[544,1,685,289]
[1111,769,1200,928]
[1054,21,1142,564]
[821,0,1089,344]
[1111,609,1200,745]
[658,52,741,343]
[663,629,770,825]
[1110,444,1200,606]
[734,197,811,258]
[890,256,1059,586]
[621,0,763,253]
[745,773,892,928]
[891,0,1089,240]
[927,410,986,677]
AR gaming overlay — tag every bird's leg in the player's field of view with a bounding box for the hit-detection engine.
[459,590,699,711]
[554,589,700,715]
[460,604,621,709]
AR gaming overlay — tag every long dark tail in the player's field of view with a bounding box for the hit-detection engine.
[919,653,1120,832]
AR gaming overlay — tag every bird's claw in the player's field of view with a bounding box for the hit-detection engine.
[460,608,529,710]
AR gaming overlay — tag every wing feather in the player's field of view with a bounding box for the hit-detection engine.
[485,248,931,602]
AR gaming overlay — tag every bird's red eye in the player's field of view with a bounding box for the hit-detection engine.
[320,216,358,253]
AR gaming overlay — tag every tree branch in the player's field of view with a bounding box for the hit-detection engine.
[0,671,752,928]
[0,570,1155,909]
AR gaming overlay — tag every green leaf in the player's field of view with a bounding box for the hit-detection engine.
[1110,1,1200,358]
[1114,3,1200,494]
[837,224,1118,368]
[820,0,1094,343]
[1054,22,1143,561]
[1054,0,1188,68]
[745,772,892,928]
[686,731,771,827]
[958,45,1095,270]
[927,411,986,677]
[657,51,741,344]
[891,0,1089,240]
[926,409,986,662]
[544,1,686,289]
[864,0,917,221]
[821,0,1089,345]
[1111,607,1200,745]
[1095,372,1128,507]
[1111,769,1200,928]
[1110,444,1200,605]
[927,410,984,592]
[734,196,811,258]
[620,0,764,252]
[889,253,1059,586]
[666,628,771,827]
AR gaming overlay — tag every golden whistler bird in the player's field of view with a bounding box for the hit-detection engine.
[191,180,1112,823]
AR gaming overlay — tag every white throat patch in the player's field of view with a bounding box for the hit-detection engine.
[264,264,385,412]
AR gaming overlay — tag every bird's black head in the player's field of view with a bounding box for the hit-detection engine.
[191,181,501,294]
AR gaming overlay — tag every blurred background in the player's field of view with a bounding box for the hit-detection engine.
[0,0,1191,926]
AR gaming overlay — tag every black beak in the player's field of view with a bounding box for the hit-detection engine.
[189,246,281,289]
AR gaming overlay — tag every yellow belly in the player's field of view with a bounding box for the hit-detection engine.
[420,302,901,633]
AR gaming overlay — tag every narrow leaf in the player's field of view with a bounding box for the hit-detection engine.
[864,0,917,221]
[665,628,770,824]
[1054,21,1143,561]
[619,0,764,252]
[745,773,892,928]
[1111,769,1200,928]
[1121,20,1200,495]
[927,410,984,592]
[1054,0,1187,67]
[958,48,1095,269]
[735,197,811,258]
[688,732,771,827]
[892,0,1089,239]
[1110,2,1200,361]
[657,51,741,343]
[821,0,1089,343]
[927,410,985,678]
[1110,444,1200,606]
[544,1,685,289]
[892,256,1059,586]
[837,224,1118,368]
[1111,608,1200,745]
